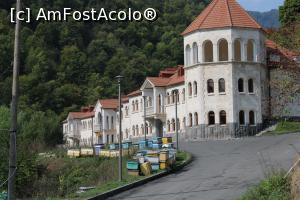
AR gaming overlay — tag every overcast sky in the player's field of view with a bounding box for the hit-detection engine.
[237,0,284,12]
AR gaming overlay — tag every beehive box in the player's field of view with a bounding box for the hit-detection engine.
[127,160,139,170]
[100,150,110,157]
[67,149,80,158]
[109,143,119,150]
[80,148,94,156]
[140,162,152,176]
[162,137,172,144]
[152,143,162,149]
[152,137,162,144]
[160,162,169,170]
[145,156,159,164]
[159,151,169,162]
[151,163,160,171]
[122,142,132,149]
[110,151,119,157]
[128,170,140,176]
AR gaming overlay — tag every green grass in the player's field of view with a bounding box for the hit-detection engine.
[237,173,290,200]
[268,121,300,135]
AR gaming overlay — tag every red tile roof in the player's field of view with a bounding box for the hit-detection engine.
[127,90,142,97]
[69,111,95,120]
[98,99,119,109]
[147,77,171,87]
[182,0,262,35]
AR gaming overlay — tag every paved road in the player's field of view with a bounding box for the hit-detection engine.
[109,133,300,200]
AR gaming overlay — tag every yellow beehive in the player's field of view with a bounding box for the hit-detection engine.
[128,170,139,176]
[100,150,110,157]
[159,151,169,162]
[160,162,169,170]
[162,137,172,144]
[122,149,129,157]
[140,162,152,176]
[80,148,94,157]
[67,149,80,158]
[110,151,120,157]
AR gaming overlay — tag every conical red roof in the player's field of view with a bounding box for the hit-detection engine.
[182,0,262,35]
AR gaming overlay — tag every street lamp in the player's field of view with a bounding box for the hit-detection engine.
[174,89,179,151]
[143,95,147,141]
[115,75,124,182]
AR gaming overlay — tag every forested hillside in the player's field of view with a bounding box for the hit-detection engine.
[0,0,209,197]
[248,9,280,28]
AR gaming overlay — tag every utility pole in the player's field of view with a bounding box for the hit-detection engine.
[116,75,124,182]
[174,90,179,151]
[143,95,147,141]
[8,0,21,199]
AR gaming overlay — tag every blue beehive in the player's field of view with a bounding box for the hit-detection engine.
[151,163,160,171]
[139,140,148,149]
[122,142,132,149]
[127,160,139,170]
[152,137,162,144]
[109,143,119,150]
[152,143,162,149]
[147,140,153,148]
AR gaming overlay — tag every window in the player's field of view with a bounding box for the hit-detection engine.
[186,45,191,66]
[194,81,198,96]
[203,40,213,62]
[132,101,135,112]
[111,135,114,143]
[167,120,170,132]
[135,100,139,111]
[172,119,175,132]
[238,78,244,93]
[248,79,254,93]
[172,91,176,103]
[125,106,128,116]
[183,117,186,128]
[220,110,226,125]
[194,112,199,126]
[207,79,214,93]
[239,111,245,125]
[218,78,225,93]
[149,124,152,134]
[167,92,170,104]
[208,111,215,125]
[218,39,228,61]
[146,123,149,135]
[193,42,198,64]
[106,116,109,129]
[132,126,135,136]
[188,82,192,96]
[189,113,193,127]
[182,88,185,102]
[136,125,139,135]
[111,116,114,129]
[141,124,144,135]
[247,40,254,62]
[249,111,255,125]
[149,97,152,107]
[234,39,241,61]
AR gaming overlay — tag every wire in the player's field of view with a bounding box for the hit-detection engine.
[0,167,17,188]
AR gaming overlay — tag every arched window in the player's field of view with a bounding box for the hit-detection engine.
[234,39,241,61]
[98,112,102,124]
[172,119,175,132]
[167,92,170,104]
[182,88,185,102]
[106,116,109,129]
[125,106,128,116]
[238,78,244,92]
[145,122,149,135]
[249,111,255,125]
[218,78,225,93]
[247,40,254,62]
[207,79,214,93]
[186,45,191,66]
[248,79,254,93]
[135,100,139,111]
[141,124,144,135]
[220,110,226,125]
[218,39,228,61]
[208,111,215,125]
[188,82,192,96]
[111,116,114,129]
[183,117,186,128]
[167,120,170,132]
[132,126,135,136]
[193,81,198,96]
[149,97,152,107]
[136,125,139,135]
[172,90,176,103]
[158,95,163,113]
[239,111,245,125]
[193,42,198,64]
[132,101,135,111]
[189,113,193,127]
[194,112,199,126]
[203,40,213,62]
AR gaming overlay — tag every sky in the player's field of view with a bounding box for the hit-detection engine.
[237,0,284,12]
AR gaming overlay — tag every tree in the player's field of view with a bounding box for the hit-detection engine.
[279,0,300,25]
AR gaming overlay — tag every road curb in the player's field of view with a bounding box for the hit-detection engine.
[87,152,193,200]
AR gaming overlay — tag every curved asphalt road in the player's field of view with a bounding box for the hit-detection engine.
[109,133,300,200]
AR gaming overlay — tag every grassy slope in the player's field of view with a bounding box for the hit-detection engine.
[270,121,300,135]
[237,173,290,200]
